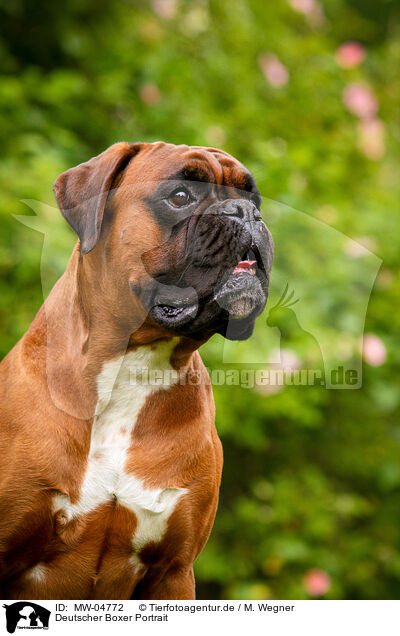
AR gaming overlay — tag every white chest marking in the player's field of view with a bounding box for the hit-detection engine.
[53,339,187,552]
[27,563,47,582]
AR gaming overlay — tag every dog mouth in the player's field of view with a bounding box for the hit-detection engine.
[232,248,258,276]
[148,246,267,329]
[148,285,198,327]
[214,246,266,320]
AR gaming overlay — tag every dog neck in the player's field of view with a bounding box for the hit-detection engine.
[24,244,206,422]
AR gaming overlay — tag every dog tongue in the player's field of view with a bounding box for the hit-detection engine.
[233,260,257,274]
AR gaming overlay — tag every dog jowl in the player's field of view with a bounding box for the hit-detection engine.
[0,142,273,600]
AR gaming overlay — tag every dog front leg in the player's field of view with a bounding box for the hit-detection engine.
[133,566,195,600]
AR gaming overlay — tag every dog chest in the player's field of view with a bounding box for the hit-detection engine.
[53,339,186,551]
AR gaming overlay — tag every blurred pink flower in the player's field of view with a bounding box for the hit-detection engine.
[303,569,331,596]
[362,333,387,366]
[267,348,301,369]
[288,0,324,25]
[151,0,177,19]
[336,42,366,68]
[342,84,378,119]
[280,348,302,369]
[139,83,161,105]
[344,236,376,258]
[357,118,386,160]
[259,53,289,87]
[289,0,315,14]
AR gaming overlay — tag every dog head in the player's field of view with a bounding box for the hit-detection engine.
[54,142,273,342]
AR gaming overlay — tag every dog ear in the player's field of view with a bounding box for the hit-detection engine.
[53,142,143,254]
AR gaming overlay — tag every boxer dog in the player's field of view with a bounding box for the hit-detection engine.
[0,142,273,599]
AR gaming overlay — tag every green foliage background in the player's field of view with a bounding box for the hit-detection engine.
[0,0,399,599]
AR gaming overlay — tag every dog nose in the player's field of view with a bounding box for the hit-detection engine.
[220,199,262,222]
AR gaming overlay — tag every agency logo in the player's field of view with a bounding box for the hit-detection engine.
[3,603,50,634]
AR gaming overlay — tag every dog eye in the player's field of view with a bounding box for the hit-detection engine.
[168,188,192,207]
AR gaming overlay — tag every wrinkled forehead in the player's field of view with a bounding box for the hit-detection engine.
[121,142,259,195]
